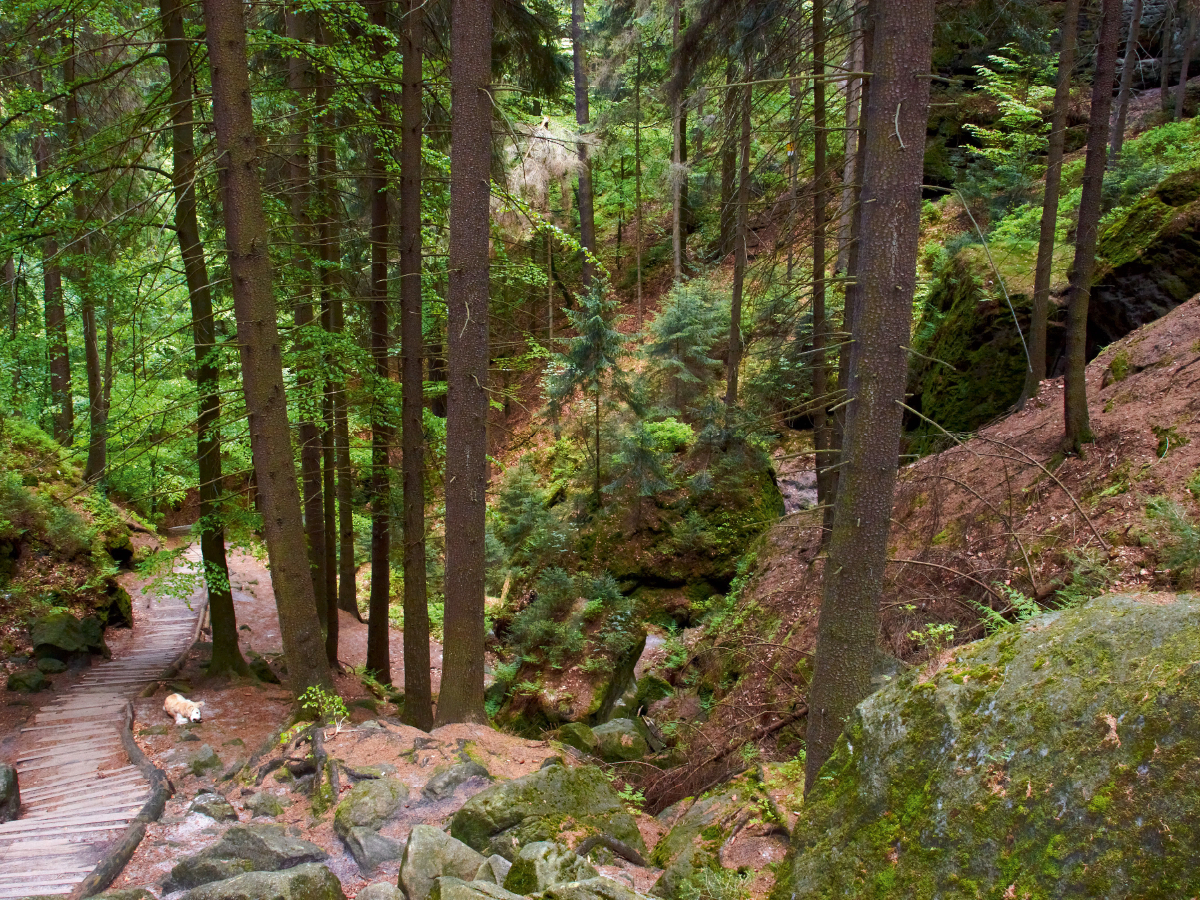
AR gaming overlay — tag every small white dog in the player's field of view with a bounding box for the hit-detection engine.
[164,693,205,725]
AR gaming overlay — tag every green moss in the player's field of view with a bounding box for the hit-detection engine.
[1108,349,1131,382]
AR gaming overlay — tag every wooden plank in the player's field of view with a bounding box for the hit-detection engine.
[0,808,141,832]
[19,741,121,763]
[20,778,145,804]
[30,796,148,818]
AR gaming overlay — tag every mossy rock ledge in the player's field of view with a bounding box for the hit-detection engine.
[778,593,1200,899]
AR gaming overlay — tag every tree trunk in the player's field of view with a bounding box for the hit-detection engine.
[366,0,392,685]
[1022,0,1081,404]
[1110,0,1143,161]
[1064,0,1122,453]
[804,0,936,789]
[436,0,492,725]
[572,0,596,287]
[286,7,328,620]
[1162,0,1175,112]
[671,0,683,282]
[812,0,832,515]
[1176,0,1196,120]
[201,0,332,693]
[724,64,752,421]
[0,149,14,339]
[718,61,737,260]
[836,7,864,274]
[32,64,72,447]
[634,40,643,319]
[827,3,875,541]
[162,0,247,678]
[400,0,433,730]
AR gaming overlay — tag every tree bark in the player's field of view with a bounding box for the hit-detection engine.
[366,0,392,685]
[286,7,328,621]
[0,149,14,339]
[634,40,643,319]
[1176,0,1196,121]
[718,61,737,260]
[804,0,936,789]
[162,0,247,678]
[836,6,864,275]
[1063,0,1122,453]
[1022,0,1081,404]
[201,0,332,694]
[32,64,72,447]
[400,0,433,730]
[1162,0,1175,112]
[724,64,752,421]
[436,0,492,725]
[812,0,832,516]
[1110,0,1143,161]
[671,0,683,281]
[572,0,596,287]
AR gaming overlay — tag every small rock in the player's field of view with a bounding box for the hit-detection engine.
[399,824,487,900]
[502,842,597,894]
[0,764,19,823]
[428,878,523,900]
[36,657,67,674]
[246,792,292,818]
[342,826,405,874]
[342,763,397,782]
[139,725,169,736]
[356,884,404,900]
[249,654,281,684]
[6,669,48,693]
[191,792,238,822]
[333,778,408,835]
[473,855,512,886]
[181,733,202,743]
[180,862,345,900]
[187,745,223,776]
[423,761,491,801]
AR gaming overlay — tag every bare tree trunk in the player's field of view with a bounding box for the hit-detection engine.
[0,148,14,339]
[1111,0,1143,161]
[1176,0,1196,120]
[436,0,492,725]
[366,0,392,684]
[400,0,433,730]
[836,6,864,274]
[812,0,833,517]
[718,61,737,259]
[32,65,72,446]
[724,64,752,422]
[162,0,247,678]
[201,0,332,694]
[671,0,683,282]
[572,0,596,287]
[286,8,328,620]
[634,40,643,320]
[805,0,936,789]
[1022,0,1081,404]
[1162,0,1176,112]
[1064,0,1122,453]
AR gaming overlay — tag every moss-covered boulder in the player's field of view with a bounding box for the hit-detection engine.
[399,824,486,900]
[502,841,597,894]
[6,668,48,692]
[591,719,649,763]
[450,764,645,861]
[1092,168,1200,346]
[0,764,18,822]
[166,825,328,892]
[650,788,749,899]
[179,863,345,900]
[333,777,408,835]
[778,593,1200,899]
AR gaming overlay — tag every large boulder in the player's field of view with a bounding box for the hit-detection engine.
[450,764,644,861]
[5,669,47,693]
[399,824,486,900]
[543,877,643,900]
[649,788,749,899]
[342,827,404,874]
[423,761,491,801]
[473,855,512,886]
[191,792,238,822]
[356,884,404,900]
[428,878,523,900]
[333,777,408,835]
[0,764,19,822]
[180,863,345,900]
[781,593,1200,899]
[30,610,89,659]
[245,791,291,818]
[165,824,327,892]
[590,719,649,763]
[502,842,597,894]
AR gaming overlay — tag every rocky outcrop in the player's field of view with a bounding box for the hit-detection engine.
[180,863,345,900]
[450,763,645,861]
[779,593,1200,899]
[165,824,328,892]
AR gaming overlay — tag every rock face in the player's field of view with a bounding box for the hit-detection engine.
[1092,168,1200,347]
[450,764,645,861]
[502,841,597,895]
[180,863,346,900]
[0,764,19,823]
[399,823,487,900]
[781,593,1200,899]
[166,824,328,892]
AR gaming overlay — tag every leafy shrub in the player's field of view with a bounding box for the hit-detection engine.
[1147,497,1200,588]
[0,471,46,541]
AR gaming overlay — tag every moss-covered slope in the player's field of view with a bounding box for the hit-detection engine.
[779,593,1200,899]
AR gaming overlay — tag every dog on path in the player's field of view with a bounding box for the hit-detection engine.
[164,693,204,724]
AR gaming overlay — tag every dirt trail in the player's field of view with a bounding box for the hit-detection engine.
[0,546,204,898]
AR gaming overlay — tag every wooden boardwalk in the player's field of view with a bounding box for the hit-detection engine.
[0,547,204,898]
